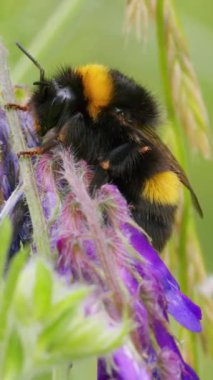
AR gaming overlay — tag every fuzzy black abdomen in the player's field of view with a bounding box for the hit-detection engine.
[132,198,177,251]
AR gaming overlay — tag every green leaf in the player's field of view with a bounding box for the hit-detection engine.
[61,315,129,358]
[48,286,90,321]
[0,218,12,278]
[33,260,53,320]
[0,249,28,340]
[37,308,76,355]
[1,329,24,380]
[37,306,131,360]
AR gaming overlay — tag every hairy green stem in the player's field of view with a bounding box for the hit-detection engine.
[0,43,51,259]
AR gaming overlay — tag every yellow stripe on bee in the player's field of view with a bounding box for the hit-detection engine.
[142,171,180,205]
[76,65,113,119]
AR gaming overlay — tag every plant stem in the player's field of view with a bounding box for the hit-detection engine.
[156,1,175,122]
[177,191,190,294]
[70,358,97,380]
[156,0,184,157]
[190,332,199,375]
[0,43,51,259]
[53,365,71,380]
[156,0,188,292]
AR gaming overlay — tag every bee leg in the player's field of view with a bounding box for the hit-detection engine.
[57,114,85,144]
[4,103,29,112]
[99,142,151,178]
[18,137,59,157]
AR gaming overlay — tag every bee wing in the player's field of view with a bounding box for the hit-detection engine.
[128,124,203,218]
[169,157,204,218]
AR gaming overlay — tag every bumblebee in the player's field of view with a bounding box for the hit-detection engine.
[11,43,203,252]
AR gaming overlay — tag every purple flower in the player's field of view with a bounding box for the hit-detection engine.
[98,348,151,380]
[35,151,201,379]
[0,108,19,200]
[0,107,202,379]
[0,107,36,255]
[121,223,201,332]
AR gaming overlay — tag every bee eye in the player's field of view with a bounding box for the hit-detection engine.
[50,79,74,102]
[56,87,75,102]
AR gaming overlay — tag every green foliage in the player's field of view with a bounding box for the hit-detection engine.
[0,220,130,380]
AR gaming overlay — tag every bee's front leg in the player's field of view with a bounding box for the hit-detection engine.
[4,103,30,112]
[18,128,60,157]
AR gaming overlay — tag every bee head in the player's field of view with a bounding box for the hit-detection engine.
[31,68,86,134]
[16,43,86,134]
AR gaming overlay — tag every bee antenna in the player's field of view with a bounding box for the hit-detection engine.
[16,42,45,82]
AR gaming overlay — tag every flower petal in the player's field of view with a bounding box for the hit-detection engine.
[121,223,202,332]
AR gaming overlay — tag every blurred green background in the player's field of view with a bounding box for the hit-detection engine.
[0,1,212,378]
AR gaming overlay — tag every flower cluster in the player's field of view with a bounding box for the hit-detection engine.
[0,104,202,379]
